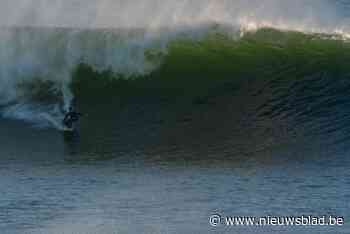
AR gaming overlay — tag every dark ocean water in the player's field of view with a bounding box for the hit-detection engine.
[1,1,350,233]
[1,86,350,233]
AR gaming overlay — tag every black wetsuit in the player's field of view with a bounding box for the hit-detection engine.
[63,111,83,128]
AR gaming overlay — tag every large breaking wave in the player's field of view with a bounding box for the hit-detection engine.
[1,0,350,128]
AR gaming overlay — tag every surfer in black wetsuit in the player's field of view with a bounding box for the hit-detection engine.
[63,106,83,129]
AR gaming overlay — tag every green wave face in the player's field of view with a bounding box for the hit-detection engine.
[71,28,350,100]
[66,29,350,152]
[158,29,350,81]
[3,26,350,131]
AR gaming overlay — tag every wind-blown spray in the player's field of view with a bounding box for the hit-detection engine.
[0,0,349,128]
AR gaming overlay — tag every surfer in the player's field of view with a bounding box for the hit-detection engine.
[63,106,83,130]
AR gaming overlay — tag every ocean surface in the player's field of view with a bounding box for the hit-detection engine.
[1,1,350,233]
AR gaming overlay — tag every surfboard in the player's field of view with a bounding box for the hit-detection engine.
[62,126,74,132]
[62,121,77,132]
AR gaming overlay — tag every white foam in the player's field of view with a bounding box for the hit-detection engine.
[2,102,64,129]
[0,0,348,31]
[0,0,349,128]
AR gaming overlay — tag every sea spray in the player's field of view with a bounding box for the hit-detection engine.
[0,0,350,128]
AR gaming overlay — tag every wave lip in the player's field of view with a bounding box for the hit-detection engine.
[0,0,348,30]
[0,19,350,128]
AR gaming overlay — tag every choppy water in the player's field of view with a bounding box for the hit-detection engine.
[1,76,350,233]
[1,1,350,233]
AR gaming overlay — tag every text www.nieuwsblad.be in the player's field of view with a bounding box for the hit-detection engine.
[209,214,344,227]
